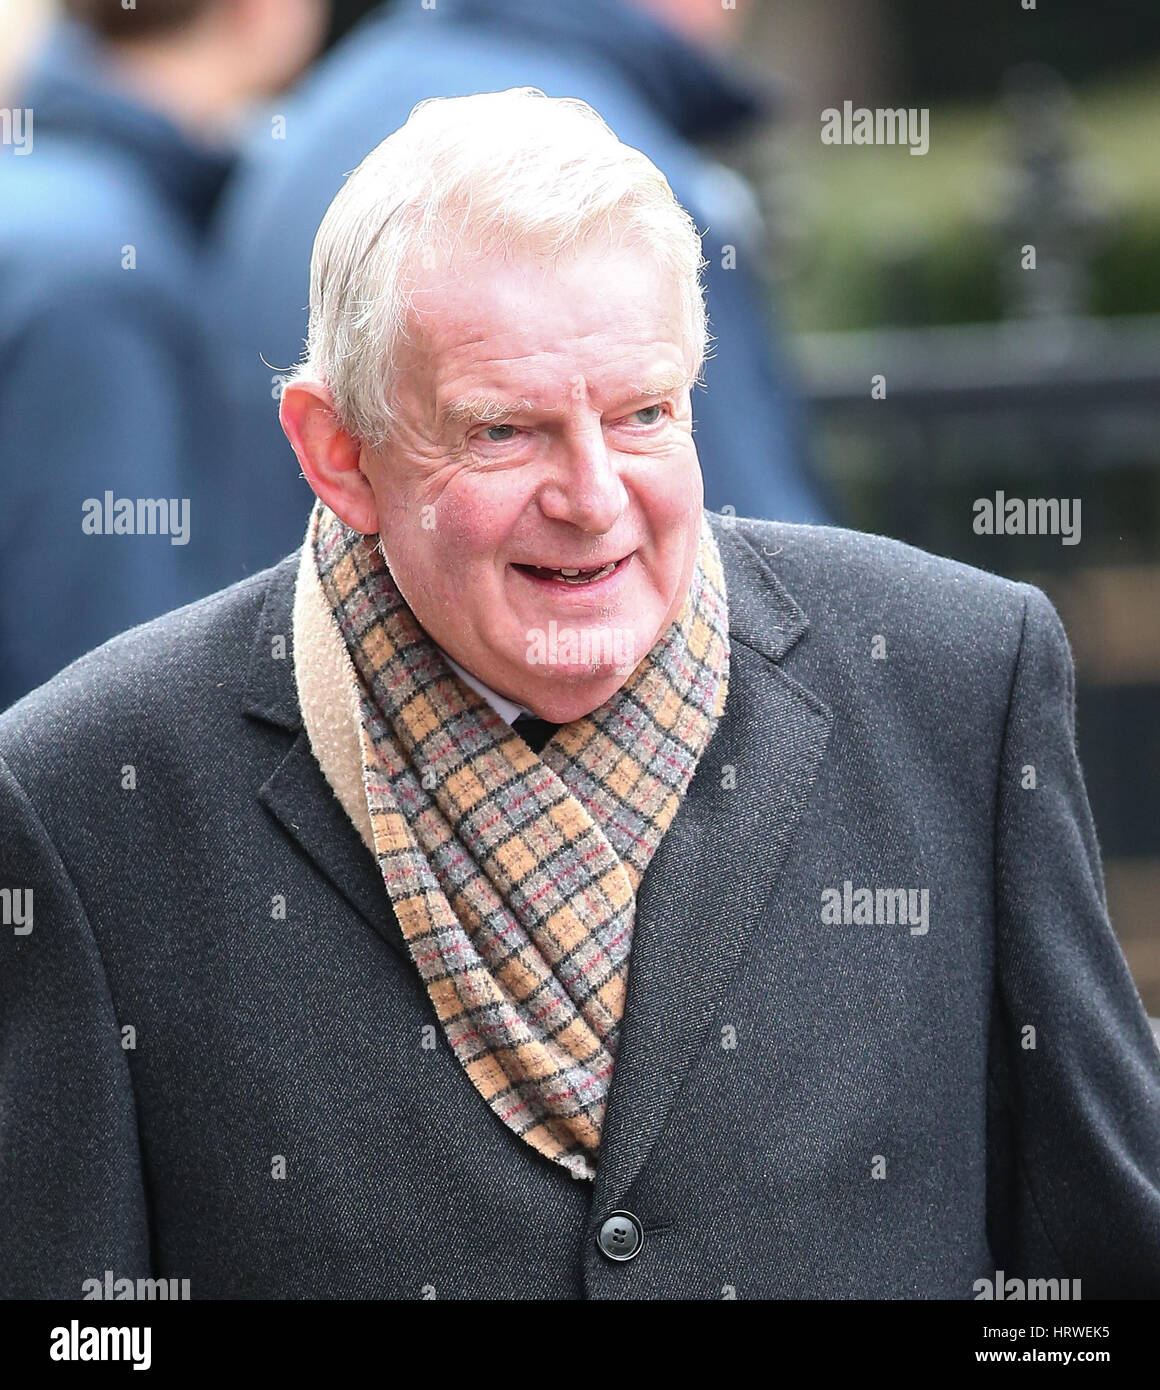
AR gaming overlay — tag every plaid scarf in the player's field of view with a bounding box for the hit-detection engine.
[310,501,729,1180]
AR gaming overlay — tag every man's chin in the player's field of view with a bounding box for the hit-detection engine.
[521,678,637,725]
[501,643,649,723]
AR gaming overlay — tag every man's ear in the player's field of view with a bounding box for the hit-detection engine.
[279,380,379,534]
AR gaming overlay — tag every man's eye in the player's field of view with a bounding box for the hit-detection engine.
[631,405,666,426]
[480,424,518,443]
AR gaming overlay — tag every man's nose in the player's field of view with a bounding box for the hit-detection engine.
[539,423,627,533]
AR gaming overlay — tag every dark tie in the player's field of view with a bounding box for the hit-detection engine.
[514,714,561,754]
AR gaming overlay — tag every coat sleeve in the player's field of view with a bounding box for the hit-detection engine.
[0,753,151,1298]
[986,583,1160,1295]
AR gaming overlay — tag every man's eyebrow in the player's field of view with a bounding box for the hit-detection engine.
[627,366,694,399]
[439,367,692,428]
[440,394,536,427]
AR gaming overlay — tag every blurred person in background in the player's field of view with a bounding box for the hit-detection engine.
[0,0,53,102]
[212,0,833,575]
[0,0,328,710]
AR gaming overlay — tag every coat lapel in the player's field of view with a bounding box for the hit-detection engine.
[591,521,833,1211]
[242,522,834,1200]
[241,555,408,960]
[259,731,408,958]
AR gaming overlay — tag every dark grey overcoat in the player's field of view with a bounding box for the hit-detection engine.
[2,514,1158,1298]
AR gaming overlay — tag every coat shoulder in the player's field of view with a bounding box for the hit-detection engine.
[711,512,1043,653]
[0,557,296,788]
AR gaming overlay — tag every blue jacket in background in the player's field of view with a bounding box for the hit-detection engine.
[212,0,833,575]
[0,22,245,710]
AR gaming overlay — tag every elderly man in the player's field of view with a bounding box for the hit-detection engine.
[1,89,1158,1301]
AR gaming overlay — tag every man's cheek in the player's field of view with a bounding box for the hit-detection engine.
[650,451,702,518]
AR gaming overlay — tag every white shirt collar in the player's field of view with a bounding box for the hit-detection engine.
[440,650,534,726]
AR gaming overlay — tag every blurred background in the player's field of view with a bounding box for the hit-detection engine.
[1,0,1157,1010]
[741,0,1160,1016]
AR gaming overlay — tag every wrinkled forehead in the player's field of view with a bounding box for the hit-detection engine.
[397,239,693,408]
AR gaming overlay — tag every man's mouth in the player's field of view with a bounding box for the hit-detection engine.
[512,554,632,586]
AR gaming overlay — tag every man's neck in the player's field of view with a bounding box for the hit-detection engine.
[440,650,534,726]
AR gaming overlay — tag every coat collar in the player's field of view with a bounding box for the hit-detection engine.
[243,513,832,1204]
[242,514,807,731]
[709,513,810,663]
[242,547,410,956]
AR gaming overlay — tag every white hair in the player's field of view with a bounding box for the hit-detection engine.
[292,87,710,444]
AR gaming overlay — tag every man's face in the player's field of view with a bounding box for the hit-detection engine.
[359,237,705,722]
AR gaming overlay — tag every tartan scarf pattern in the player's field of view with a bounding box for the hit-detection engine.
[310,500,729,1180]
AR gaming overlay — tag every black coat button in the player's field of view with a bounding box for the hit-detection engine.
[597,1210,644,1262]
